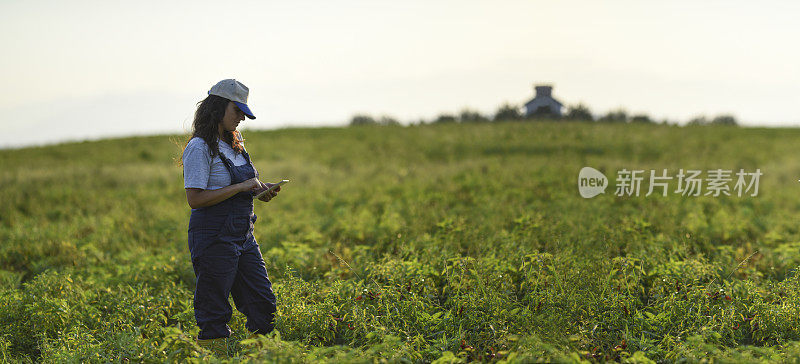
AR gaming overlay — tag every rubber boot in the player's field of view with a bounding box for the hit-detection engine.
[197,337,228,358]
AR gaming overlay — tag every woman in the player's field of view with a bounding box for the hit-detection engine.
[181,79,280,356]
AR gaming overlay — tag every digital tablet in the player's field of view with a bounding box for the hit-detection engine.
[255,179,289,200]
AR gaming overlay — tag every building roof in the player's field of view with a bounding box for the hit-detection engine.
[525,96,563,108]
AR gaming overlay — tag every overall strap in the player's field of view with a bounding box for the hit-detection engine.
[218,149,236,178]
[217,143,257,185]
[242,149,258,178]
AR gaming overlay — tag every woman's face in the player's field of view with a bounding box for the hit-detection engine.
[219,101,246,133]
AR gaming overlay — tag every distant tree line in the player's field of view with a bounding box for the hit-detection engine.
[350,103,738,126]
[349,114,401,126]
[686,115,738,126]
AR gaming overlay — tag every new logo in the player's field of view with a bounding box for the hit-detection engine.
[578,167,608,198]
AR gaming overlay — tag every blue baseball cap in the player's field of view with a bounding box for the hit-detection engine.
[208,79,256,119]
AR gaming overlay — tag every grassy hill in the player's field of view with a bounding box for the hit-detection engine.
[3,121,800,362]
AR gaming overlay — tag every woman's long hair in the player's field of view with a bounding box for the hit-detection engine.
[189,94,244,159]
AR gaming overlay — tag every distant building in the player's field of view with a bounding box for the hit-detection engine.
[524,85,563,118]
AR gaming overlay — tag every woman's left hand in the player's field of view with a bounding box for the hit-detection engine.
[257,181,280,202]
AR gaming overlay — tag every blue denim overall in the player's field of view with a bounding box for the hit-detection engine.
[188,148,277,340]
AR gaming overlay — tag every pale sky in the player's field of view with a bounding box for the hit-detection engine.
[1,0,799,148]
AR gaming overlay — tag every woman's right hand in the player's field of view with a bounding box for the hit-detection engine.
[238,177,262,193]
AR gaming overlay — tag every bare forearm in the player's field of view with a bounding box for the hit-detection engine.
[186,184,245,209]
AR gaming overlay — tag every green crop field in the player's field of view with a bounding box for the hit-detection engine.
[4,121,800,362]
